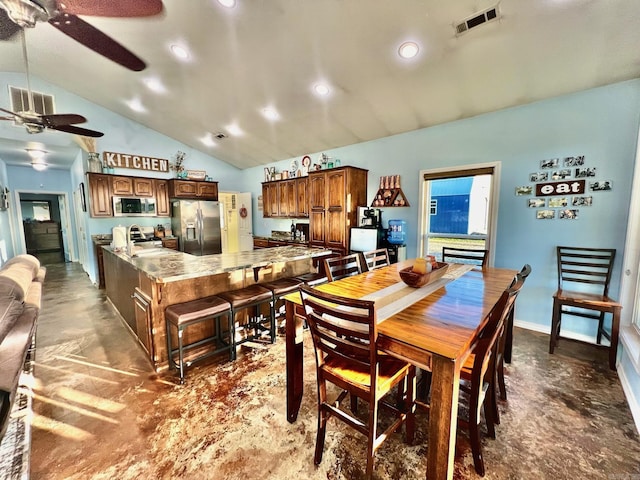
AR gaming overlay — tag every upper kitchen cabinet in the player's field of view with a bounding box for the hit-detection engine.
[308,166,367,254]
[87,173,113,217]
[168,179,218,200]
[261,176,308,218]
[154,179,170,217]
[110,175,154,197]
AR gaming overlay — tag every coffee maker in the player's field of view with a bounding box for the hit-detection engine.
[357,207,382,228]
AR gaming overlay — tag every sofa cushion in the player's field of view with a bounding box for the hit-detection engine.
[0,299,24,345]
[0,264,34,302]
[2,255,40,278]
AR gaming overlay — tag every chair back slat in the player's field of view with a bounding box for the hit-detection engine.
[324,253,365,282]
[442,247,488,267]
[362,248,390,271]
[556,246,615,295]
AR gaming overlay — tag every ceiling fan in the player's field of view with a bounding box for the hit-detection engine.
[0,28,104,137]
[0,0,163,71]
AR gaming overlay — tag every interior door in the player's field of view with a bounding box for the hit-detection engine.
[58,194,72,262]
[238,192,253,251]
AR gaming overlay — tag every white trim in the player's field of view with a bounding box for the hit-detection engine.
[417,161,501,266]
[513,318,600,344]
[618,358,640,435]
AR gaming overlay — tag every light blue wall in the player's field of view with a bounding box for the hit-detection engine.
[245,79,640,336]
[0,159,15,264]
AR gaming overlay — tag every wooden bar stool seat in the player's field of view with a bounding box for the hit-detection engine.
[165,295,232,384]
[218,284,275,351]
[294,271,327,286]
[262,277,303,332]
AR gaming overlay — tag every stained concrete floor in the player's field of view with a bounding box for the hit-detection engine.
[28,262,640,479]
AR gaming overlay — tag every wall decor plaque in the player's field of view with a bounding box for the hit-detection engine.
[102,151,170,173]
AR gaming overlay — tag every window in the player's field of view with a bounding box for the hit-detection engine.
[418,163,500,264]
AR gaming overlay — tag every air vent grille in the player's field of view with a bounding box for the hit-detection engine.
[455,5,500,36]
[9,86,55,114]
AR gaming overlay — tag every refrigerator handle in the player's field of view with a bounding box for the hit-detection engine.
[197,208,203,246]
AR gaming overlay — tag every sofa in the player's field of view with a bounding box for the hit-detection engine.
[0,254,45,442]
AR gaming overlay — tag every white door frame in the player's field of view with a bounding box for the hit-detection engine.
[12,189,77,261]
[417,161,501,266]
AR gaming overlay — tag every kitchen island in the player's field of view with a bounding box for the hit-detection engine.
[102,245,329,371]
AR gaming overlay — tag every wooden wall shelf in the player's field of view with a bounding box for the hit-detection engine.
[371,188,410,207]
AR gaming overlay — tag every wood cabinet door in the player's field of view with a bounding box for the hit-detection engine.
[170,180,198,198]
[296,177,309,217]
[285,180,296,217]
[88,173,112,217]
[278,182,288,217]
[267,183,279,217]
[154,179,170,216]
[326,170,346,209]
[161,238,179,250]
[309,210,325,245]
[309,174,326,210]
[133,288,153,358]
[198,182,218,200]
[112,176,134,196]
[261,184,271,217]
[134,178,154,197]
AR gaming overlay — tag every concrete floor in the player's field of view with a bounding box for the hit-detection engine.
[24,263,640,479]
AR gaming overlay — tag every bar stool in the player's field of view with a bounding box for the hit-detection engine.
[261,277,303,333]
[294,271,328,287]
[217,284,275,353]
[165,295,232,384]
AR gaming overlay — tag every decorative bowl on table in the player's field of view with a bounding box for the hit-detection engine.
[399,262,449,288]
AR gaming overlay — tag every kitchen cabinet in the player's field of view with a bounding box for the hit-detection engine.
[309,166,368,255]
[88,173,113,217]
[295,177,309,217]
[133,288,154,358]
[168,179,218,200]
[161,237,179,250]
[154,179,170,216]
[112,176,134,196]
[134,178,154,197]
[261,177,308,218]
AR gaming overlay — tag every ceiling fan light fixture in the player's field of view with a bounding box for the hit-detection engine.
[26,148,47,160]
[398,41,419,59]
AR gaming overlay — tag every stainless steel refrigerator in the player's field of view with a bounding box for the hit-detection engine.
[171,200,222,255]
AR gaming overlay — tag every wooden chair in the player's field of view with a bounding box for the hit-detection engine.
[417,276,524,477]
[550,246,621,370]
[299,285,416,479]
[499,263,532,400]
[323,253,364,282]
[362,248,390,271]
[442,246,488,267]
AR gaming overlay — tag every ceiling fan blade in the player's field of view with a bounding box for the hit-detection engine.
[48,13,146,71]
[0,106,18,116]
[50,124,104,137]
[57,0,163,18]
[0,7,21,40]
[0,116,14,121]
[41,113,87,127]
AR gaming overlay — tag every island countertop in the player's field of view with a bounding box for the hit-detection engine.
[103,245,331,283]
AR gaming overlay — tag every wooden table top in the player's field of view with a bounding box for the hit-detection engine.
[288,260,517,362]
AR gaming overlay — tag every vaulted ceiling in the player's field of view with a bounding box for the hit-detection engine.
[1,0,640,170]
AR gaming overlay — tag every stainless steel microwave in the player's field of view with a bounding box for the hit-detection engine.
[113,197,156,217]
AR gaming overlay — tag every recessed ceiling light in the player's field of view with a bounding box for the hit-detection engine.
[262,107,279,121]
[144,77,167,94]
[313,83,330,96]
[398,41,419,59]
[218,0,236,7]
[201,134,216,147]
[170,44,190,61]
[126,98,146,113]
[226,124,243,136]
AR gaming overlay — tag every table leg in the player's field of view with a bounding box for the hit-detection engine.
[285,299,304,423]
[426,355,460,480]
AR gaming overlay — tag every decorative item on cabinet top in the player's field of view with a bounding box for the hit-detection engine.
[371,175,410,207]
[263,157,345,183]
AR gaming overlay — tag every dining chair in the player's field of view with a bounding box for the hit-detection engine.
[549,246,621,369]
[362,248,390,271]
[323,253,364,282]
[416,276,524,477]
[299,285,416,479]
[499,263,532,400]
[442,246,488,267]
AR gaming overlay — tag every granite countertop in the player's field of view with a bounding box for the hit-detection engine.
[254,236,308,245]
[103,245,330,283]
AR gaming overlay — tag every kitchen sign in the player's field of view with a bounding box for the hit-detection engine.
[535,179,585,197]
[102,151,170,173]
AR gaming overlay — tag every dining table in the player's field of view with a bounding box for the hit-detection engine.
[283,259,517,480]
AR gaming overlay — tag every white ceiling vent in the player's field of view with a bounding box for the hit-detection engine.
[455,4,500,36]
[9,86,55,115]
